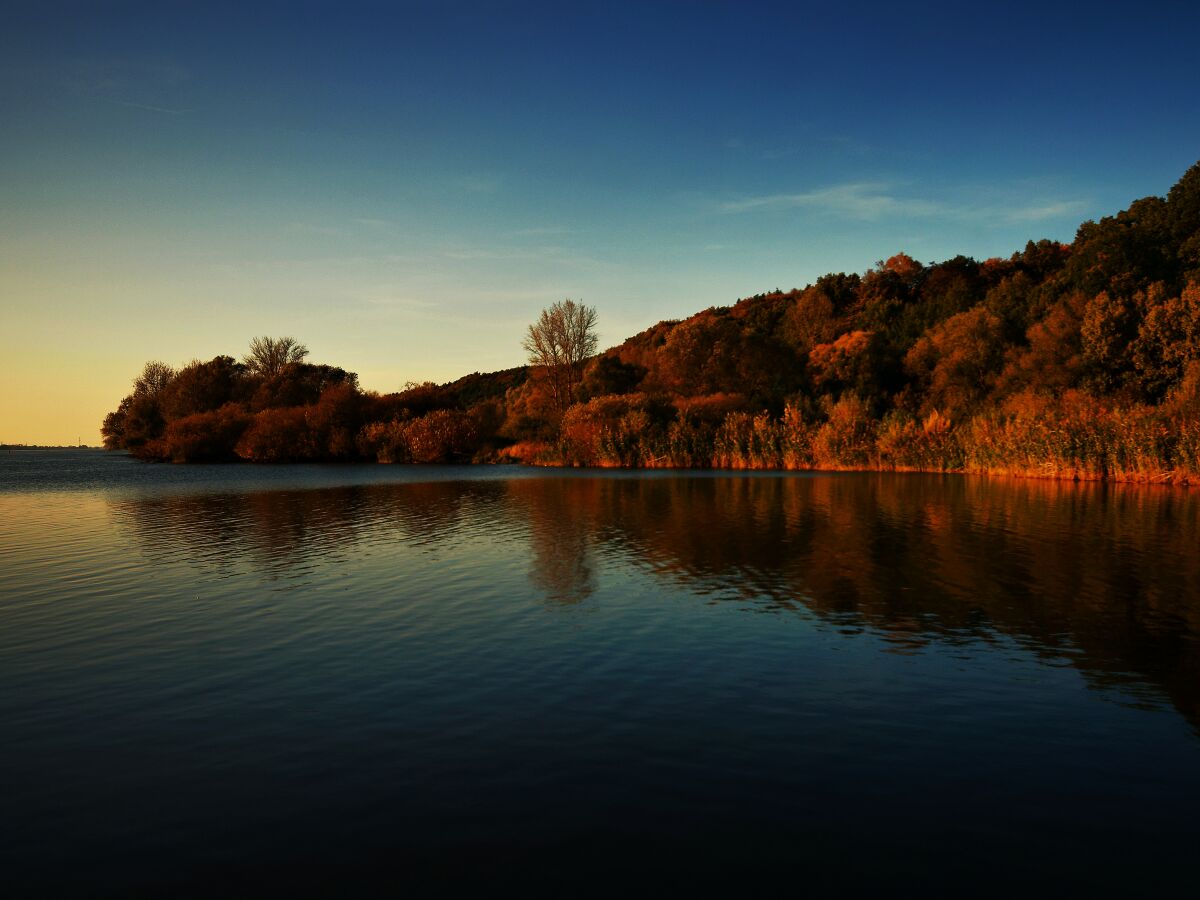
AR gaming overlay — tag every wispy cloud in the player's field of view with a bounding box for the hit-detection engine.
[719,182,1089,225]
[108,98,186,115]
[64,59,191,115]
[1000,200,1090,223]
[720,183,945,219]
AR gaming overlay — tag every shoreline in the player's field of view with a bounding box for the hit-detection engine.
[69,445,1199,488]
[121,452,1196,488]
[509,459,1196,487]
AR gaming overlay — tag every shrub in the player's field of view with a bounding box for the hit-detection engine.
[812,397,876,467]
[161,403,253,462]
[403,409,479,463]
[235,407,314,462]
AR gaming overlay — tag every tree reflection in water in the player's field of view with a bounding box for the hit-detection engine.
[110,472,1200,729]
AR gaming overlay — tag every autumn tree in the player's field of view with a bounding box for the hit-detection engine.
[995,292,1088,397]
[1167,161,1200,282]
[652,314,743,396]
[1131,281,1200,398]
[904,306,1006,417]
[161,356,246,420]
[522,299,599,412]
[249,363,357,411]
[808,331,877,395]
[577,354,646,400]
[780,284,840,353]
[1080,289,1146,391]
[101,360,177,452]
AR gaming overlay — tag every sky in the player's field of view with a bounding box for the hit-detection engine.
[2,0,1199,445]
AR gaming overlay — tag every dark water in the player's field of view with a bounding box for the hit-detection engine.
[2,450,1199,895]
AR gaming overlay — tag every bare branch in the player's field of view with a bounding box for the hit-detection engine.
[243,336,309,378]
[522,299,599,412]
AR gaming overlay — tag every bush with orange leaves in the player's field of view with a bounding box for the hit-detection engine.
[808,330,877,395]
[235,407,314,462]
[356,418,410,463]
[306,384,367,459]
[811,397,876,468]
[404,409,478,463]
[875,409,961,471]
[358,409,479,464]
[161,403,253,462]
[558,395,631,466]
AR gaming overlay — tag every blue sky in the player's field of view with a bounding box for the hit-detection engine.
[2,0,1198,443]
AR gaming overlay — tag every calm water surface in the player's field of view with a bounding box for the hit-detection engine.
[2,450,1199,894]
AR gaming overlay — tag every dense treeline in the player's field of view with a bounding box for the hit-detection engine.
[104,161,1200,481]
[101,340,525,463]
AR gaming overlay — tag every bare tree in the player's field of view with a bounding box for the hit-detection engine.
[522,299,599,412]
[243,336,309,378]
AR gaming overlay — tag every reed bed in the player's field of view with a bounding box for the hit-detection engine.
[520,396,1199,486]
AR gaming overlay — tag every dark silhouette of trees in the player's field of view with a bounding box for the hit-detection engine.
[102,360,176,450]
[578,355,646,400]
[162,356,245,420]
[100,399,130,450]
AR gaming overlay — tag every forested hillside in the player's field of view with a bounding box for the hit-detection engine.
[103,161,1200,482]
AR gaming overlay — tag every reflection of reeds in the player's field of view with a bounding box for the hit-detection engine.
[590,472,1200,731]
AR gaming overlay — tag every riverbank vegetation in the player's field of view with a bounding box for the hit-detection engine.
[103,161,1200,483]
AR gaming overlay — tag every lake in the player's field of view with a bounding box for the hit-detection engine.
[2,449,1198,895]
